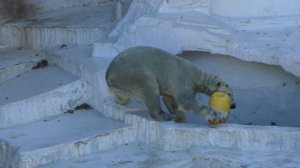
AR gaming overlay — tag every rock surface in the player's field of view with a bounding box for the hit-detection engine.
[0,1,300,167]
[94,0,300,77]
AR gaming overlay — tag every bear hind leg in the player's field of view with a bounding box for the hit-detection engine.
[115,94,131,105]
[110,87,131,105]
[162,95,186,123]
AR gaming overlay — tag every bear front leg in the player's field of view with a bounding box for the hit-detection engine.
[179,97,228,123]
[142,91,172,121]
[199,106,229,123]
[162,95,186,123]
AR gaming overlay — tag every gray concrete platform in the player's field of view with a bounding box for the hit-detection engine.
[0,48,42,83]
[1,1,300,167]
[0,66,78,106]
[0,5,116,50]
[39,138,300,168]
[0,110,134,168]
[0,65,87,128]
[39,143,193,168]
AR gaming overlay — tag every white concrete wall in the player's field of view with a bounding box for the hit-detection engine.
[210,0,300,17]
[94,0,300,77]
[158,0,211,15]
[182,52,300,127]
[109,0,165,38]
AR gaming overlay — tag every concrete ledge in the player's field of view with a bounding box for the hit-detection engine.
[1,25,109,50]
[38,142,300,168]
[0,5,116,50]
[0,80,87,128]
[221,15,300,31]
[43,46,122,119]
[0,140,16,168]
[0,66,88,128]
[39,143,194,168]
[123,113,300,166]
[44,46,113,87]
[159,122,300,153]
[0,110,135,168]
[190,147,300,168]
[0,48,42,83]
[125,112,161,144]
[210,0,300,17]
[92,42,119,57]
[29,0,113,12]
[12,126,135,168]
[122,111,300,154]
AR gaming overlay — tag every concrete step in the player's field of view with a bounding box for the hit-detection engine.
[0,5,116,50]
[44,45,113,84]
[158,119,300,154]
[42,45,127,121]
[0,110,134,168]
[0,65,87,128]
[22,0,114,13]
[39,142,300,168]
[0,48,42,83]
[190,147,300,168]
[38,143,193,168]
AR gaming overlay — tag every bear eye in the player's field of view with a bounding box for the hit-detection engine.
[217,82,221,87]
[228,93,232,96]
[225,84,229,87]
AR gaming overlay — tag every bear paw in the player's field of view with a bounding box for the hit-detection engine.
[151,112,174,121]
[205,106,229,125]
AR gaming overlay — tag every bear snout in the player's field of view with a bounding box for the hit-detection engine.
[230,103,236,109]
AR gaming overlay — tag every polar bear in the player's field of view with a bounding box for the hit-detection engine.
[106,46,236,123]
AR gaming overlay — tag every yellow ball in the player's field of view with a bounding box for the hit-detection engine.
[209,91,231,112]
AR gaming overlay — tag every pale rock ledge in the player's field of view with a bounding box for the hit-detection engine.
[93,0,300,77]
